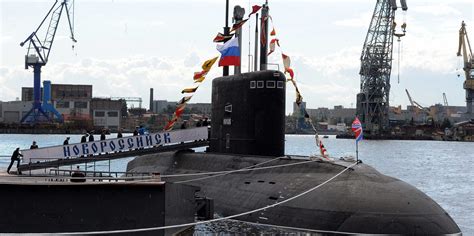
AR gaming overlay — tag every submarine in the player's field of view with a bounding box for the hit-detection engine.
[127,1,462,235]
[128,70,461,235]
[127,3,462,234]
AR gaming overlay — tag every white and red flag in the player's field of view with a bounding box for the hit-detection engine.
[351,117,363,142]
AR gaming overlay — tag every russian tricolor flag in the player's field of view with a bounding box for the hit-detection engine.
[217,37,240,67]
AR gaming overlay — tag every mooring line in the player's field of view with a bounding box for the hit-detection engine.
[58,162,358,235]
[130,158,322,184]
[174,156,282,183]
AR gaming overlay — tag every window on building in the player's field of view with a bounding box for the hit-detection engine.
[95,111,105,117]
[266,81,276,88]
[74,101,88,109]
[277,81,284,89]
[107,111,119,117]
[56,101,70,108]
[257,81,264,88]
[250,81,256,89]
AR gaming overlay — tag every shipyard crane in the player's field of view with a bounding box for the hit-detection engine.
[457,21,474,117]
[405,89,432,123]
[356,0,408,135]
[443,92,452,117]
[20,0,77,124]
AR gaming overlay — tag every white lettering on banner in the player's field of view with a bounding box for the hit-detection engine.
[21,127,208,163]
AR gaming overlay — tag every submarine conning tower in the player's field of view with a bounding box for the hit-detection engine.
[210,70,286,157]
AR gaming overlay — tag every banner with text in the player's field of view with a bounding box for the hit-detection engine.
[21,127,208,163]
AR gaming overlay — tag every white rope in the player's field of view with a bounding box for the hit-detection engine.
[59,161,357,235]
[174,157,281,183]
[129,159,319,184]
[151,159,318,180]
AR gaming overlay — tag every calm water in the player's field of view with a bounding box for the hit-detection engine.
[0,134,472,234]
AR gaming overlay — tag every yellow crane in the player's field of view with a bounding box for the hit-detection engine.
[405,89,433,123]
[457,21,474,115]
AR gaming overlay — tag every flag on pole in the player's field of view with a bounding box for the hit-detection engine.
[177,96,192,105]
[181,87,198,94]
[201,56,219,72]
[217,37,240,66]
[268,38,280,56]
[193,71,207,81]
[248,5,262,17]
[270,27,276,36]
[352,117,363,142]
[282,53,291,70]
[230,19,249,33]
[213,33,234,43]
[318,139,328,159]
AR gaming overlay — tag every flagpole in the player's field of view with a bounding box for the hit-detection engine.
[356,141,359,163]
[223,0,230,76]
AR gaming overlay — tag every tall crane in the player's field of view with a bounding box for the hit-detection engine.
[457,21,474,117]
[20,0,77,124]
[356,0,408,135]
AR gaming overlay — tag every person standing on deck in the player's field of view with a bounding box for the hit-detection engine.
[81,133,88,143]
[30,141,38,149]
[100,129,106,141]
[88,131,95,142]
[138,125,145,135]
[117,128,123,138]
[7,148,23,175]
[202,118,209,127]
[63,137,70,145]
[133,126,139,136]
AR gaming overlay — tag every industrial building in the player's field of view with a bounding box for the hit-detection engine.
[1,84,124,131]
[22,84,93,121]
[150,99,211,116]
[90,98,123,131]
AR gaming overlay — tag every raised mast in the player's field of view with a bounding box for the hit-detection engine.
[259,1,269,71]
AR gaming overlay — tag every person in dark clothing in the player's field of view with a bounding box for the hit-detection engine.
[133,127,139,136]
[7,148,23,174]
[100,129,106,141]
[71,166,86,183]
[30,141,38,149]
[202,118,209,127]
[196,119,203,127]
[180,120,188,129]
[88,131,95,142]
[117,128,123,138]
[138,125,146,135]
[63,137,70,145]
[81,133,88,143]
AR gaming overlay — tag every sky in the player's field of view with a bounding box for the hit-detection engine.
[1,0,473,114]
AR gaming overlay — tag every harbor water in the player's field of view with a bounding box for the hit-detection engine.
[0,133,472,234]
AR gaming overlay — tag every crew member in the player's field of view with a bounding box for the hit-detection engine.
[63,137,70,145]
[133,127,139,136]
[7,148,23,175]
[88,131,95,142]
[71,166,86,183]
[117,128,123,138]
[100,129,106,141]
[30,141,38,149]
[81,133,88,143]
[180,120,188,129]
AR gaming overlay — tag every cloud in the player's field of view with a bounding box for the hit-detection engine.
[411,5,462,16]
[333,12,372,28]
[0,52,217,108]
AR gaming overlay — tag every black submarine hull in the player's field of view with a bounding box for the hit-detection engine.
[127,151,462,235]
